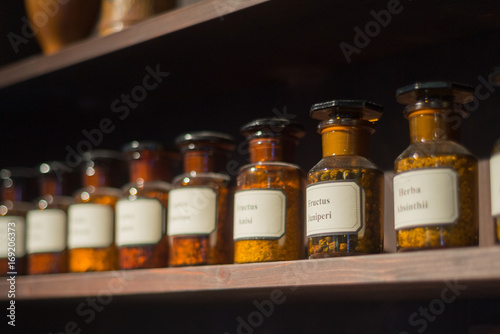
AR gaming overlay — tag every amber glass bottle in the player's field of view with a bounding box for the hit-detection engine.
[491,140,500,243]
[491,70,500,244]
[0,168,36,276]
[306,100,384,258]
[168,132,235,266]
[394,82,478,251]
[234,118,305,263]
[68,151,126,272]
[116,141,178,269]
[27,162,76,274]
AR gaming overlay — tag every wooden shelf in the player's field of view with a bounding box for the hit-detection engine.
[6,247,500,302]
[2,0,500,100]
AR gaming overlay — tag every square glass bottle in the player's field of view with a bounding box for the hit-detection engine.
[0,168,36,275]
[394,82,478,251]
[27,162,77,274]
[68,150,127,272]
[167,132,235,266]
[234,118,305,263]
[116,141,178,269]
[306,100,384,258]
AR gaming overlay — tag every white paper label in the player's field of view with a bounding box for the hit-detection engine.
[233,190,286,240]
[167,188,217,236]
[27,209,66,253]
[491,154,500,217]
[393,168,459,230]
[306,181,364,237]
[115,199,164,246]
[0,216,26,258]
[68,204,114,249]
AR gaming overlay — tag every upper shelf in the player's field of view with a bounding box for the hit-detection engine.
[0,0,268,90]
[1,0,500,96]
[7,247,500,302]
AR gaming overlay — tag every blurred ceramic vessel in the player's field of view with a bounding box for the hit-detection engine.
[98,0,176,36]
[24,0,101,54]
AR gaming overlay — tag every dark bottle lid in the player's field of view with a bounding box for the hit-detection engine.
[240,118,305,139]
[81,150,127,188]
[310,100,383,123]
[82,149,124,162]
[175,131,236,151]
[396,81,474,105]
[38,161,81,196]
[122,140,180,182]
[1,167,37,202]
[122,140,165,153]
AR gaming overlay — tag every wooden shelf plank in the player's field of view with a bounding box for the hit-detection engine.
[0,0,267,90]
[5,247,500,302]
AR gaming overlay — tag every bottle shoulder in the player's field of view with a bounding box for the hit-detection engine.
[308,155,380,174]
[238,161,305,176]
[34,195,74,210]
[122,181,171,193]
[236,162,306,191]
[74,186,122,204]
[172,172,231,188]
[396,141,476,161]
[0,200,35,217]
[395,141,478,173]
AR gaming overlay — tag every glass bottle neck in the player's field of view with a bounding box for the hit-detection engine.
[128,158,170,183]
[83,166,112,188]
[248,137,295,163]
[39,177,63,196]
[408,109,459,143]
[1,186,23,202]
[321,125,370,158]
[183,150,229,173]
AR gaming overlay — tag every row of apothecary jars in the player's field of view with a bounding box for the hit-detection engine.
[1,80,500,276]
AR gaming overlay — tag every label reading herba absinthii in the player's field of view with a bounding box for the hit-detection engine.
[306,181,364,237]
[393,168,459,230]
[233,189,286,240]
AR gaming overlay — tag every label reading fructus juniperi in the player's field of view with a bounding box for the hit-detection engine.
[306,181,364,237]
[393,168,459,230]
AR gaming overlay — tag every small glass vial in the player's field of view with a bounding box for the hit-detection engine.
[234,118,305,263]
[26,162,76,275]
[68,150,127,272]
[307,101,385,258]
[491,70,500,244]
[116,141,178,269]
[0,168,36,276]
[394,82,478,251]
[168,132,235,266]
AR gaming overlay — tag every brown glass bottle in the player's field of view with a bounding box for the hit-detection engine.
[306,101,384,258]
[394,82,478,251]
[491,140,500,243]
[68,151,126,272]
[234,118,305,263]
[27,162,76,274]
[168,132,235,266]
[491,69,500,244]
[116,141,178,269]
[0,168,36,276]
